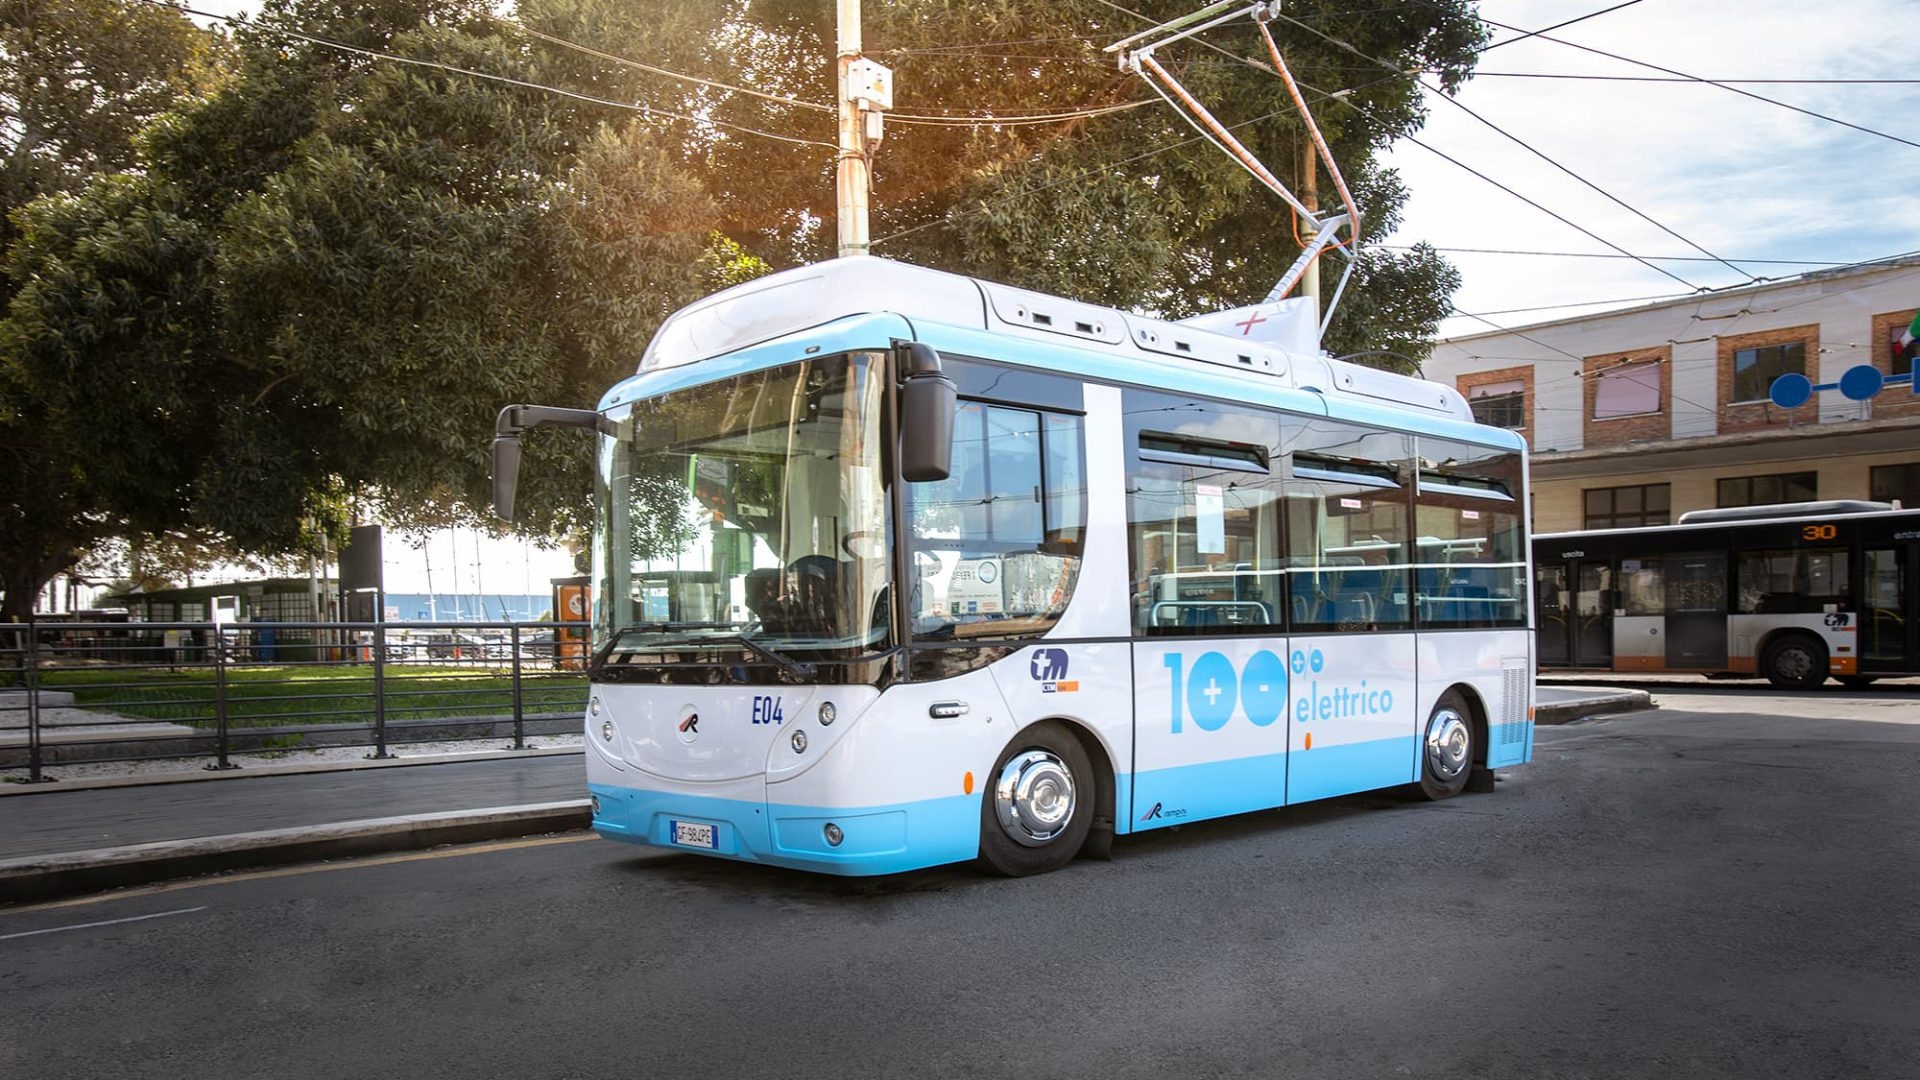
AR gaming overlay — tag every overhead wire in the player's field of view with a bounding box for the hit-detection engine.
[889,100,1156,125]
[1476,0,1648,54]
[1473,15,1920,152]
[1377,245,1858,267]
[144,0,839,150]
[869,104,1298,247]
[1473,72,1920,86]
[505,19,1152,129]
[1267,8,1742,284]
[503,20,831,113]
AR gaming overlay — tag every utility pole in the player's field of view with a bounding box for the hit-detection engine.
[835,0,892,258]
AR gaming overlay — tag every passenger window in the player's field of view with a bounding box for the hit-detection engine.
[1737,548,1848,613]
[1618,558,1664,615]
[1124,390,1285,635]
[1281,420,1414,632]
[907,404,1085,639]
[1413,439,1527,629]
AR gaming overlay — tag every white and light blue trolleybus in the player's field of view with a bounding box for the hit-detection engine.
[493,257,1535,876]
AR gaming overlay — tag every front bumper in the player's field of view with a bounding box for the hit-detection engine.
[590,781,980,877]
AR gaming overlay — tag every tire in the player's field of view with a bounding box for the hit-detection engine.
[1761,633,1828,691]
[1837,675,1879,690]
[1417,690,1476,801]
[978,721,1094,877]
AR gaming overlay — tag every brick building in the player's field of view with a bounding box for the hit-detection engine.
[1427,256,1920,533]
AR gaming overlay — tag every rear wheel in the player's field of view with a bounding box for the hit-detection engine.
[1761,633,1828,690]
[979,721,1093,877]
[1417,691,1476,801]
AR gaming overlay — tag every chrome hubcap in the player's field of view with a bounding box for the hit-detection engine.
[1425,709,1471,782]
[994,749,1077,846]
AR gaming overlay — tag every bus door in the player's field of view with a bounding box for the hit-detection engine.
[1573,561,1614,669]
[1860,545,1916,674]
[1536,563,1571,667]
[1665,552,1729,669]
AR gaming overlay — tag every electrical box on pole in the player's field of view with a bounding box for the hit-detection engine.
[835,1,893,259]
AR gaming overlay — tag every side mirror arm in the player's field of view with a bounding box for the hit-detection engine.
[492,404,615,520]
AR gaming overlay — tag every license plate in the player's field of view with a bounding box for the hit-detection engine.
[670,820,717,849]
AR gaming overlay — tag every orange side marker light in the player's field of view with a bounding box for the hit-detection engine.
[1304,732,1312,750]
[963,771,974,795]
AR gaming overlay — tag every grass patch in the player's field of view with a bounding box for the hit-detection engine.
[38,663,588,727]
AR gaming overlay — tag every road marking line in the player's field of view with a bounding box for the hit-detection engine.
[2,833,598,916]
[0,905,209,942]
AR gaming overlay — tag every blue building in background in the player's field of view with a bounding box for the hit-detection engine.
[384,593,551,622]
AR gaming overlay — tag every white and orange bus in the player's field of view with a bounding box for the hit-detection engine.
[1535,502,1919,689]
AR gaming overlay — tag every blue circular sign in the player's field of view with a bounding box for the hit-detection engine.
[1839,364,1885,401]
[1768,372,1813,409]
[1241,650,1288,728]
[1185,651,1238,732]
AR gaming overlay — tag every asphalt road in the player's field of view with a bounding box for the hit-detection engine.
[5,693,1919,1079]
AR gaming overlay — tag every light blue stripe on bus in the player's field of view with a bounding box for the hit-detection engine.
[1129,752,1288,832]
[1287,736,1421,805]
[1486,721,1533,768]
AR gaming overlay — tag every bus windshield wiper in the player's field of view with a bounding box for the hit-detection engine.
[729,633,818,680]
[593,624,817,679]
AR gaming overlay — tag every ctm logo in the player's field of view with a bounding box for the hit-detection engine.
[1029,648,1078,693]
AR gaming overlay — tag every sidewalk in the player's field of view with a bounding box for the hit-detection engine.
[1,684,1651,904]
[0,750,591,904]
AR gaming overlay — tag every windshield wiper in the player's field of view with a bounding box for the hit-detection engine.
[730,633,818,680]
[592,624,817,679]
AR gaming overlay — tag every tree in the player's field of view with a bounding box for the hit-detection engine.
[0,0,218,296]
[0,0,719,617]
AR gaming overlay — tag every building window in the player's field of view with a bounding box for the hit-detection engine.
[1468,379,1525,429]
[1871,463,1920,507]
[1717,471,1817,509]
[1731,341,1806,403]
[1584,484,1670,529]
[1592,361,1661,419]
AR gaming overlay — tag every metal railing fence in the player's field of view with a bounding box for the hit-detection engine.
[1,620,592,783]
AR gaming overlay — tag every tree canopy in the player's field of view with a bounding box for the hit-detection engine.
[0,0,1486,617]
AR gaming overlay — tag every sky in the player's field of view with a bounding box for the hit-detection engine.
[162,0,1920,593]
[1377,0,1919,338]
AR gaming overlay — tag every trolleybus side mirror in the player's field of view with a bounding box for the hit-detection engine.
[492,430,523,520]
[897,342,956,483]
[492,404,614,521]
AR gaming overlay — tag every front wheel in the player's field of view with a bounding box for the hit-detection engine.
[1417,691,1476,801]
[979,721,1093,877]
[1761,633,1827,691]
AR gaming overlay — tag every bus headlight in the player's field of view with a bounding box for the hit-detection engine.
[791,730,808,753]
[600,721,615,742]
[589,696,602,717]
[818,701,836,726]
[823,823,843,846]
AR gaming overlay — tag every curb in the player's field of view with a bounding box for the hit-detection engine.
[0,800,591,906]
[1534,690,1654,725]
[0,746,585,797]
